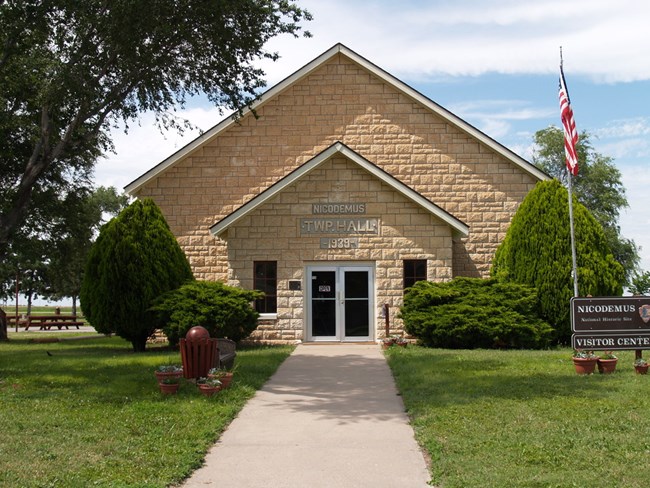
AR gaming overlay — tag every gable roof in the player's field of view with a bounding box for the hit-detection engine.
[125,43,548,194]
[210,142,469,238]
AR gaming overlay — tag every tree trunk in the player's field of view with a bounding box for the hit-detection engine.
[0,308,8,342]
[131,337,148,353]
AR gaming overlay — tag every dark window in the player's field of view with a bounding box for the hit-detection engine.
[254,261,277,313]
[403,259,427,289]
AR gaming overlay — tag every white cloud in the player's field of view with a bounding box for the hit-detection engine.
[260,0,650,83]
[620,165,650,271]
[596,118,650,139]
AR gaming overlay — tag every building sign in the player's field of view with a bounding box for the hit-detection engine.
[571,297,650,350]
[572,333,650,350]
[320,238,359,249]
[300,218,379,235]
[312,203,366,214]
[571,297,650,331]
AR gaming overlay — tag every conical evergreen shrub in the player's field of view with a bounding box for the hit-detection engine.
[80,198,193,351]
[492,179,624,343]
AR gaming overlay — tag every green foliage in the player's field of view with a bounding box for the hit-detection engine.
[150,280,263,347]
[492,179,624,343]
[533,126,639,283]
[46,186,129,308]
[629,271,650,295]
[400,277,553,349]
[80,198,193,351]
[0,1,311,254]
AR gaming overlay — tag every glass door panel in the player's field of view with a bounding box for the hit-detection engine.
[310,270,336,337]
[343,271,370,338]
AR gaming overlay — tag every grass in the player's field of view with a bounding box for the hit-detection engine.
[386,346,650,488]
[0,334,293,487]
[3,305,78,316]
[4,335,649,488]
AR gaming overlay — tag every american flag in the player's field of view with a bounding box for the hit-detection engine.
[559,67,579,176]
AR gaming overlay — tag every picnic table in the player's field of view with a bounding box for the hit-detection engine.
[7,314,85,331]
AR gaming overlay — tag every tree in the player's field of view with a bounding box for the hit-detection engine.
[46,186,129,313]
[0,1,311,256]
[80,198,193,352]
[629,271,650,296]
[532,126,639,284]
[492,179,625,343]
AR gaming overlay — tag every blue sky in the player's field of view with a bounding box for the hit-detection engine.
[96,0,650,273]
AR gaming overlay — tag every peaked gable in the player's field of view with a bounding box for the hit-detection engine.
[125,43,547,194]
[210,142,469,238]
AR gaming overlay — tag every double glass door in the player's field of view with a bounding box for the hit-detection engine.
[307,265,374,342]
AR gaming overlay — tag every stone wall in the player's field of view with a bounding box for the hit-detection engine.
[223,156,453,341]
[132,54,537,283]
[130,52,540,341]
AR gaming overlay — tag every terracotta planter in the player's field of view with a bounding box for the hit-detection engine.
[597,358,618,374]
[573,357,598,375]
[159,382,180,395]
[198,384,222,397]
[155,371,182,383]
[209,372,233,389]
[635,364,649,375]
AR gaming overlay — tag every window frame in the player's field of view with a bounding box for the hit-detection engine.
[254,261,278,315]
[403,259,427,290]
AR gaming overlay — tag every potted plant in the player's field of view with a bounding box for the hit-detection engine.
[394,336,408,347]
[572,350,598,375]
[207,367,234,389]
[634,358,649,375]
[197,377,222,397]
[154,364,183,383]
[159,377,180,395]
[597,351,618,374]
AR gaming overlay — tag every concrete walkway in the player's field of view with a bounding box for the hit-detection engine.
[181,344,431,488]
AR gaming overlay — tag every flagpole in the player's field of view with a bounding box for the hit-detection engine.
[560,47,579,297]
[567,167,579,297]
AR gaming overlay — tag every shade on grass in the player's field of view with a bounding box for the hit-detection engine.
[0,335,292,487]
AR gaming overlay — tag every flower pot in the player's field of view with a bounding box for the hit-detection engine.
[635,364,649,375]
[198,384,221,397]
[159,382,180,395]
[597,358,618,374]
[155,371,182,383]
[573,357,598,375]
[208,372,233,389]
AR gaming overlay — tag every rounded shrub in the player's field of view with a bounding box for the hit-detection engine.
[150,280,263,347]
[400,277,553,349]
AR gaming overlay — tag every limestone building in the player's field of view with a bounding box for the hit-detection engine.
[126,44,548,343]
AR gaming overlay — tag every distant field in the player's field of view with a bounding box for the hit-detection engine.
[2,305,81,316]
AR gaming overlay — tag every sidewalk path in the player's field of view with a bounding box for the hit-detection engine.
[181,344,431,487]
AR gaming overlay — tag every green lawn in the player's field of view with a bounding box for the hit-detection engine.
[386,346,650,488]
[3,336,649,488]
[0,335,293,487]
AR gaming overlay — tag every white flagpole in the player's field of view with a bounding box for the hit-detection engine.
[567,168,579,297]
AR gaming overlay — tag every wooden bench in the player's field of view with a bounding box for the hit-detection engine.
[7,314,85,331]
